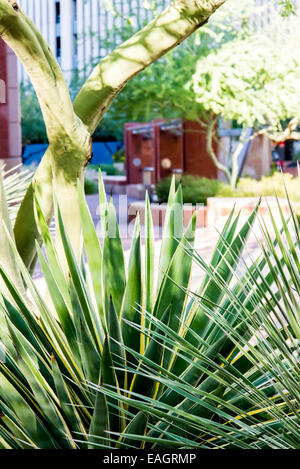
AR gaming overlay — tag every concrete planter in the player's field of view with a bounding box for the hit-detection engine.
[128,201,207,228]
[206,196,291,230]
[114,162,125,172]
[103,175,127,194]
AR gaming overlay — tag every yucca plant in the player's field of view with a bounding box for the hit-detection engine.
[0,171,299,449]
[100,195,300,449]
[1,165,32,224]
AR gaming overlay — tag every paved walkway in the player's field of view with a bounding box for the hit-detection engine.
[33,193,263,295]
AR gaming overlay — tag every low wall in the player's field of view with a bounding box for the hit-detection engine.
[206,197,290,231]
[128,201,207,228]
[129,196,291,230]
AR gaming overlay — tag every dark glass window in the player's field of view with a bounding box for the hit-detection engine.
[73,0,77,21]
[74,34,78,55]
[55,2,60,24]
[56,36,61,58]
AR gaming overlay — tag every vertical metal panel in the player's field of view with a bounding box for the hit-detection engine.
[84,0,92,76]
[91,0,100,64]
[19,0,300,82]
[18,0,168,80]
[48,0,56,58]
[76,0,85,77]
[61,0,75,79]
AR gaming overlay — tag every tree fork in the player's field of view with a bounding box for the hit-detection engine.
[0,0,226,269]
[0,0,91,267]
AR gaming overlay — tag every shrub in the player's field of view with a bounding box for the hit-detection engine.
[156,175,226,205]
[84,178,98,195]
[156,172,300,206]
[20,84,47,145]
[218,172,300,216]
[89,164,123,176]
[112,149,125,164]
[235,172,300,202]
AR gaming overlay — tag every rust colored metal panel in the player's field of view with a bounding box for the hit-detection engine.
[125,122,156,185]
[0,39,9,159]
[154,119,184,181]
[183,120,218,179]
[125,119,220,185]
[0,39,21,167]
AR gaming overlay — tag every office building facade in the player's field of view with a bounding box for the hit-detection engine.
[19,0,167,82]
[18,0,300,83]
[0,40,22,169]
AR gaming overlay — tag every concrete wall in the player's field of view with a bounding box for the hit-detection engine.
[218,132,272,182]
[241,134,272,180]
[0,40,22,169]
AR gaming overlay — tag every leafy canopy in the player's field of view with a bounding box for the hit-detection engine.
[21,0,300,143]
[103,0,300,133]
[104,0,255,126]
[189,33,300,130]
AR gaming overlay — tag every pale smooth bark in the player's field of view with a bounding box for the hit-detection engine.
[0,0,90,269]
[230,127,247,190]
[206,116,231,183]
[74,0,227,134]
[14,154,53,272]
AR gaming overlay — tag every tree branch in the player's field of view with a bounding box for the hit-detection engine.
[0,1,78,143]
[0,0,92,268]
[11,0,227,269]
[258,117,300,143]
[205,116,231,183]
[230,126,247,190]
[74,0,227,134]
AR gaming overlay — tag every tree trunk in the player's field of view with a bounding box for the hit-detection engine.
[0,0,91,270]
[1,0,227,272]
[230,127,247,190]
[205,117,231,183]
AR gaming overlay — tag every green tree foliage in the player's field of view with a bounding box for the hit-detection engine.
[20,83,47,145]
[189,32,300,186]
[103,0,300,188]
[103,0,250,125]
[278,0,297,15]
[190,34,300,132]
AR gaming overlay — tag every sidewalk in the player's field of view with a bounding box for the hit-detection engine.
[33,193,263,296]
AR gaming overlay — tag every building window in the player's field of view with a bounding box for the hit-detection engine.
[56,36,61,58]
[73,0,77,21]
[55,2,61,24]
[74,34,78,56]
